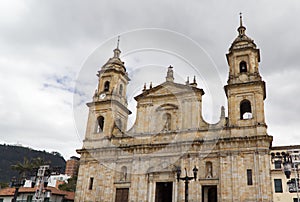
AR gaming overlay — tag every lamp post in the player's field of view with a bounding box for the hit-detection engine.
[10,176,25,202]
[176,166,198,202]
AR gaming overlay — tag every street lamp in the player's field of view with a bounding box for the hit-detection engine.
[10,176,25,202]
[176,166,198,202]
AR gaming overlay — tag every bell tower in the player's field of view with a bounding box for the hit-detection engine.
[224,15,267,135]
[85,38,131,139]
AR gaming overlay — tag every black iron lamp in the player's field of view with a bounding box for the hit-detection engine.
[176,166,198,202]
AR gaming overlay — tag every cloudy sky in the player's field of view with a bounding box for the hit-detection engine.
[0,0,300,159]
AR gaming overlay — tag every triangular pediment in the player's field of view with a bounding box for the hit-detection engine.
[135,82,204,101]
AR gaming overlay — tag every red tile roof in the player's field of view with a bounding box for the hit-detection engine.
[0,187,74,200]
[62,191,75,200]
[0,187,14,196]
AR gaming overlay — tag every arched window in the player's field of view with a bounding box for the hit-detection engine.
[162,113,171,131]
[119,84,123,96]
[97,116,104,132]
[240,100,252,120]
[104,81,110,92]
[239,61,247,73]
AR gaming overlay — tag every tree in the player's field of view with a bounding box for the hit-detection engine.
[51,151,62,158]
[11,157,32,178]
[31,157,46,168]
[58,176,77,192]
[0,182,8,189]
[11,157,48,179]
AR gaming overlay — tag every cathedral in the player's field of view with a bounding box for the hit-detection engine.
[75,16,273,202]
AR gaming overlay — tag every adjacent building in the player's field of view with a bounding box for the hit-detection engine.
[65,156,80,178]
[0,187,74,202]
[270,145,300,202]
[75,17,273,202]
[0,164,76,202]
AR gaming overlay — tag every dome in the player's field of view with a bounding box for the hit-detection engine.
[100,48,126,72]
[229,15,257,51]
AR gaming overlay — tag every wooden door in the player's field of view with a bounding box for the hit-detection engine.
[155,182,173,202]
[115,188,129,202]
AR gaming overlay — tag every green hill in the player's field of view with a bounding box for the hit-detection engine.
[0,144,66,183]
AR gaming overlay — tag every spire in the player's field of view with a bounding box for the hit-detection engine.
[220,106,225,118]
[229,13,256,52]
[190,75,197,87]
[239,12,243,27]
[113,36,121,58]
[117,35,120,49]
[237,12,246,37]
[186,76,189,85]
[166,65,174,82]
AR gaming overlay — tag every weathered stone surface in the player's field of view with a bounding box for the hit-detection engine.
[75,18,274,202]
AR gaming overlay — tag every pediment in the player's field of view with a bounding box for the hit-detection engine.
[156,103,178,111]
[135,82,204,101]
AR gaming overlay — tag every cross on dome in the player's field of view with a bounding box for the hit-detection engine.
[238,12,246,37]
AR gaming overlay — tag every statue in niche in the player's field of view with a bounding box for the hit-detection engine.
[205,162,213,178]
[120,166,127,181]
[162,113,171,131]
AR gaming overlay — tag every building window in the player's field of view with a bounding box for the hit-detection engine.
[119,84,123,95]
[0,199,4,202]
[247,169,253,185]
[97,116,104,132]
[88,177,94,190]
[239,61,247,73]
[274,179,283,193]
[274,160,282,169]
[240,100,252,120]
[26,195,33,202]
[294,198,299,202]
[104,81,110,92]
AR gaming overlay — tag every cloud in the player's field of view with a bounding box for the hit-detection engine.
[0,0,300,159]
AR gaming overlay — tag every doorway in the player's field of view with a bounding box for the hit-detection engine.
[115,188,129,202]
[155,182,173,202]
[202,185,217,202]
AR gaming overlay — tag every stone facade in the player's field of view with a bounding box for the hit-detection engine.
[75,17,273,202]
